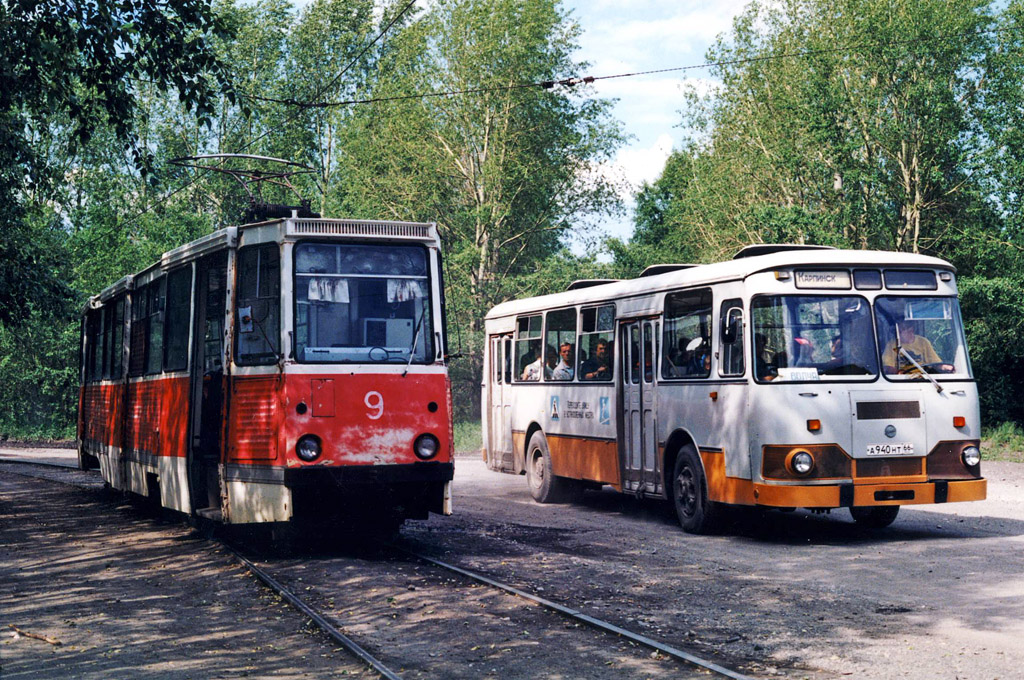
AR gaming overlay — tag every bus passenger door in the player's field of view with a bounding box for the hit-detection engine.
[621,320,659,494]
[488,334,514,471]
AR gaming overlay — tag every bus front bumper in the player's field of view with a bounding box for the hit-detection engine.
[752,477,986,508]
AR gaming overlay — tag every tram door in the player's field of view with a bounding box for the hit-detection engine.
[188,252,228,517]
[488,334,514,470]
[620,320,659,494]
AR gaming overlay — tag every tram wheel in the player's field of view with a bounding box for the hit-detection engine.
[525,432,572,503]
[850,505,900,528]
[671,448,724,534]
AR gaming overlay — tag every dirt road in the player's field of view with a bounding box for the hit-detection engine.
[2,449,1022,678]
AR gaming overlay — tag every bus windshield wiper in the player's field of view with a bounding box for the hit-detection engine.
[899,347,943,393]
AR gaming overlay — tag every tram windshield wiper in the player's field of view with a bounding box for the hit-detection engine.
[403,305,426,377]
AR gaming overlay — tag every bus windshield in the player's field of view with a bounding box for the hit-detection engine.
[874,296,972,379]
[752,295,878,382]
[295,243,434,364]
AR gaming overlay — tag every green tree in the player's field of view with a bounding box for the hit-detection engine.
[333,0,624,416]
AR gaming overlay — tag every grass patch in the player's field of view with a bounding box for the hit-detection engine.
[453,420,482,454]
[981,421,1024,464]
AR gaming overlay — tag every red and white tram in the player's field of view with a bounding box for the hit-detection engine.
[78,216,453,532]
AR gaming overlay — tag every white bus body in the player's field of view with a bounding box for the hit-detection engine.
[481,247,986,533]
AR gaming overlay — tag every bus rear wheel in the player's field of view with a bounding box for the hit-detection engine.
[526,432,573,503]
[850,505,900,528]
[671,448,723,534]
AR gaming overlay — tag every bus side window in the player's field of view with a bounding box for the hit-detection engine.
[514,315,542,381]
[579,304,614,381]
[662,288,713,379]
[545,308,577,381]
[719,298,744,377]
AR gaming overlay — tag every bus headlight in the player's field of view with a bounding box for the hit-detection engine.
[961,446,981,467]
[788,450,815,476]
[414,434,440,460]
[296,435,322,462]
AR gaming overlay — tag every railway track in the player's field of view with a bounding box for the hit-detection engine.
[2,458,759,680]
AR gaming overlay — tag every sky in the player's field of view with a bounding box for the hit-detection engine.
[562,0,748,244]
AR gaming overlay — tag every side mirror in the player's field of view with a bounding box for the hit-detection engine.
[722,306,743,344]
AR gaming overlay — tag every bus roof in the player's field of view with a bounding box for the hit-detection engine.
[485,248,954,320]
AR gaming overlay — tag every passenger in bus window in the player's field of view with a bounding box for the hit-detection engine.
[792,336,815,367]
[882,320,948,374]
[580,338,611,380]
[551,342,574,380]
[521,344,544,381]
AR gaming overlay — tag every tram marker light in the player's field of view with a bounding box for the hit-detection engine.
[807,419,821,432]
[414,433,440,460]
[296,435,322,462]
[953,416,966,428]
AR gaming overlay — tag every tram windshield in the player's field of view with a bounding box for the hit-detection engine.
[752,295,878,382]
[874,296,971,379]
[295,243,434,363]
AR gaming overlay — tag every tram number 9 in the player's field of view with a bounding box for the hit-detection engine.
[365,391,384,420]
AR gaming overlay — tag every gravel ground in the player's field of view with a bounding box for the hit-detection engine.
[3,449,1023,679]
[0,470,368,679]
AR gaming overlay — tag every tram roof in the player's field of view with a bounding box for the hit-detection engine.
[485,248,954,320]
[86,216,438,310]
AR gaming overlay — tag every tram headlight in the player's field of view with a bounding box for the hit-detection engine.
[414,433,440,460]
[788,450,815,476]
[961,446,981,468]
[296,435,322,462]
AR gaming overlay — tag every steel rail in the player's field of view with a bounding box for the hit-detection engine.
[4,459,755,679]
[0,461,404,680]
[224,547,403,680]
[394,546,757,680]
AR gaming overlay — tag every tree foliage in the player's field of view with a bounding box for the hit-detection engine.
[612,0,1024,424]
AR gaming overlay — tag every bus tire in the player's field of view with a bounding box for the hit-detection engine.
[850,506,899,528]
[526,432,570,503]
[671,448,723,534]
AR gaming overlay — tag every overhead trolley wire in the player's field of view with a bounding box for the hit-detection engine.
[245,23,1019,110]
[121,0,420,224]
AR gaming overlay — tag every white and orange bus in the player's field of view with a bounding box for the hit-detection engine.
[79,216,453,534]
[482,245,985,533]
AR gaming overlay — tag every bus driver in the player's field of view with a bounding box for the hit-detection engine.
[882,319,949,374]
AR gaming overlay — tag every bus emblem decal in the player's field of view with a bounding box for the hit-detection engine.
[550,396,560,421]
[599,397,610,425]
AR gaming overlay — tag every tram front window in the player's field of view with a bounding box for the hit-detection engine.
[295,243,434,364]
[874,297,971,378]
[752,295,878,382]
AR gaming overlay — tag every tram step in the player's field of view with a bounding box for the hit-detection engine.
[195,507,223,521]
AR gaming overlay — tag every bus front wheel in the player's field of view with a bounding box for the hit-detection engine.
[672,448,724,534]
[526,432,573,503]
[850,505,900,528]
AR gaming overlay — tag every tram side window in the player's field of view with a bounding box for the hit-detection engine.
[579,304,614,381]
[129,284,148,377]
[719,298,744,377]
[103,298,125,380]
[164,267,192,372]
[514,315,543,381]
[86,309,103,382]
[546,308,577,381]
[146,278,166,375]
[662,288,712,379]
[236,245,280,366]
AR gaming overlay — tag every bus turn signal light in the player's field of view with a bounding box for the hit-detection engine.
[953,416,966,428]
[807,419,821,432]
